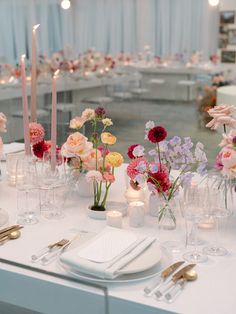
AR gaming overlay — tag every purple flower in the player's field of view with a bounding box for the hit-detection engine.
[180,173,194,186]
[135,160,147,172]
[149,163,158,173]
[169,136,181,146]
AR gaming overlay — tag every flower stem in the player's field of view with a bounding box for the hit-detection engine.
[157,143,162,171]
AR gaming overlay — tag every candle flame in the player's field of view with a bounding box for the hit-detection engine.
[33,24,40,31]
[53,69,60,78]
[21,54,26,60]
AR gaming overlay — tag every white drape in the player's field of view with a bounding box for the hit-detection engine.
[0,0,218,64]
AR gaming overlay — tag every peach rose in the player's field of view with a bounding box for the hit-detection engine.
[221,148,236,178]
[101,132,117,145]
[62,132,93,158]
[70,117,85,129]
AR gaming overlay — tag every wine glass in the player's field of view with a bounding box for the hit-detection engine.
[182,183,208,263]
[203,181,232,256]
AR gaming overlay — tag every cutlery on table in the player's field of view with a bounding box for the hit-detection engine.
[155,264,196,299]
[164,269,198,303]
[144,261,185,296]
[0,230,21,244]
[32,238,72,265]
[0,225,24,241]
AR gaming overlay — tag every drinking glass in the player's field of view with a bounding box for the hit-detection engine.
[182,184,208,263]
[38,151,67,219]
[6,151,25,186]
[16,156,39,225]
[203,183,232,256]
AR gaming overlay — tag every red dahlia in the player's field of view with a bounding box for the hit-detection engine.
[32,140,50,159]
[148,126,167,143]
[147,166,171,193]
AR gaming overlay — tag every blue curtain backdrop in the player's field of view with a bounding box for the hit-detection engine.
[0,0,218,64]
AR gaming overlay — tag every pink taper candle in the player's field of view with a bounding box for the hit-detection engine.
[51,70,59,171]
[30,24,40,123]
[21,55,31,156]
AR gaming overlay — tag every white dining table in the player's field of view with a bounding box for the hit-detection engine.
[0,163,235,314]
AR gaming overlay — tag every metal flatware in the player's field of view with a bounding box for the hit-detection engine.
[31,239,71,263]
[0,230,21,245]
[0,225,23,241]
[164,270,198,303]
[40,240,71,265]
[144,261,185,296]
[155,264,196,299]
[0,225,20,236]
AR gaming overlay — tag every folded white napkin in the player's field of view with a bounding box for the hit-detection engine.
[2,143,25,159]
[60,227,156,279]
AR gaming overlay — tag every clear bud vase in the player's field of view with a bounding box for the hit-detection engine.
[158,198,176,231]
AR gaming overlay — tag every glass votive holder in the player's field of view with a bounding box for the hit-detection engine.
[128,201,145,228]
[124,185,146,204]
[106,210,122,228]
[17,187,40,225]
[6,152,25,186]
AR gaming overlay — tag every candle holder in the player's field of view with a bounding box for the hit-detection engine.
[6,151,25,186]
[128,201,145,228]
[106,210,122,228]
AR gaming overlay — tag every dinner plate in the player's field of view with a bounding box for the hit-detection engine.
[59,233,162,283]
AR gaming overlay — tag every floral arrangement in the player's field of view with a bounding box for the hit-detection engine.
[206,104,236,181]
[0,112,7,155]
[62,107,123,211]
[126,121,208,223]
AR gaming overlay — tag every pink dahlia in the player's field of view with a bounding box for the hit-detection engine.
[127,157,149,180]
[215,152,223,171]
[148,126,167,143]
[29,122,45,145]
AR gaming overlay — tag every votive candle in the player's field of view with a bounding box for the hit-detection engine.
[128,201,145,228]
[106,211,122,228]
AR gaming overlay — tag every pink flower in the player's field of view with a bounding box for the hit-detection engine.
[0,137,3,155]
[219,129,236,147]
[0,112,7,133]
[86,170,103,182]
[82,149,102,171]
[215,152,223,171]
[221,148,236,178]
[127,157,149,180]
[206,105,236,130]
[70,117,85,129]
[103,172,115,183]
[61,132,93,158]
[29,122,45,145]
[127,144,139,159]
[81,108,95,121]
[98,145,110,157]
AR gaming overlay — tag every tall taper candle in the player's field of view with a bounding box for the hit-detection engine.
[51,70,59,171]
[30,24,40,123]
[21,55,31,156]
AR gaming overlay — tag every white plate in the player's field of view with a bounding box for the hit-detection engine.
[59,234,162,283]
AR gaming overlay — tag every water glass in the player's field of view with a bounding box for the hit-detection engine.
[17,187,39,225]
[6,152,25,186]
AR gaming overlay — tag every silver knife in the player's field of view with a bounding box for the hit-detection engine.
[155,264,196,299]
[144,261,185,296]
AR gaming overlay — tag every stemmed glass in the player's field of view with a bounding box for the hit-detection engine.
[16,155,39,225]
[38,150,67,219]
[203,179,232,256]
[182,183,208,263]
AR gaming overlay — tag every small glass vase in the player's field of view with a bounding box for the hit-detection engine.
[158,198,176,231]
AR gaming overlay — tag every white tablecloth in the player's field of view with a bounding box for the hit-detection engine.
[0,164,235,314]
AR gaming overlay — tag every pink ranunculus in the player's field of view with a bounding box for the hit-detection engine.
[219,129,236,147]
[86,170,103,182]
[62,132,93,158]
[82,149,102,171]
[29,122,45,145]
[103,172,115,183]
[98,145,110,157]
[0,112,7,133]
[208,104,235,118]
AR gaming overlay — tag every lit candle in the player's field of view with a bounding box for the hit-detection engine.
[51,70,59,171]
[21,55,31,156]
[128,201,145,228]
[124,184,145,203]
[30,24,40,122]
[106,211,122,228]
